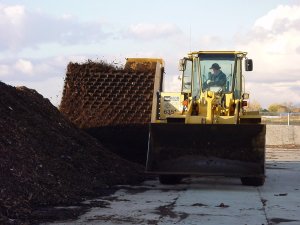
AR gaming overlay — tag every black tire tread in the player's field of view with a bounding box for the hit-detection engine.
[159,175,182,185]
[241,177,265,186]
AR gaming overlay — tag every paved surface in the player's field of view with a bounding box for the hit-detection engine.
[45,148,300,225]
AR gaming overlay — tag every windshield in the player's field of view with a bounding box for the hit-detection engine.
[199,54,235,93]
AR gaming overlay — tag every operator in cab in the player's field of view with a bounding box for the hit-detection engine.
[204,63,226,90]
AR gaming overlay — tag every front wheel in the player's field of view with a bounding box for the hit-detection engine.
[241,177,265,186]
[159,175,183,185]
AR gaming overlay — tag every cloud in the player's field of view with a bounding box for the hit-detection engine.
[124,23,182,40]
[0,4,110,51]
[15,59,33,75]
[1,3,299,109]
[1,58,58,82]
[235,4,300,107]
[7,76,65,107]
[1,4,24,24]
[0,54,97,82]
[0,64,10,77]
[254,5,300,32]
[1,55,91,106]
[193,35,227,50]
[164,73,181,92]
[246,80,300,107]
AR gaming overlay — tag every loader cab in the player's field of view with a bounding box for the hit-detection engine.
[180,52,250,100]
[199,53,238,95]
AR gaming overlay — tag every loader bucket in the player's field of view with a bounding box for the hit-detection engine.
[146,123,265,178]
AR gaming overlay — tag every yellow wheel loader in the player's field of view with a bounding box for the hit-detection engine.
[146,51,266,186]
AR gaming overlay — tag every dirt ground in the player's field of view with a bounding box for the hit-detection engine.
[0,81,145,225]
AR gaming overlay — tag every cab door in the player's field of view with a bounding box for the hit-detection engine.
[181,59,192,94]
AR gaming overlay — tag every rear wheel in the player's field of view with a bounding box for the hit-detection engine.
[159,175,182,185]
[241,177,265,186]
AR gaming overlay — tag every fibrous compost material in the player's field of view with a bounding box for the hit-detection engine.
[60,60,158,128]
[0,82,144,224]
[59,60,162,164]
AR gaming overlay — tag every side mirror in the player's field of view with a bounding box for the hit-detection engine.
[178,59,185,71]
[245,59,253,71]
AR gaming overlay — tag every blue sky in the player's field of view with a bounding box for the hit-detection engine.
[1,0,300,108]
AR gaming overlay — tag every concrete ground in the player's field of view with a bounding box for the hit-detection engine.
[45,148,300,225]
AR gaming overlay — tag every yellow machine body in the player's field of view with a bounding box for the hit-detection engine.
[146,51,266,186]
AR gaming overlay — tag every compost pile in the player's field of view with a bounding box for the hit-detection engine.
[0,81,144,224]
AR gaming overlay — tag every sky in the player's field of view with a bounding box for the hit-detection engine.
[1,0,300,108]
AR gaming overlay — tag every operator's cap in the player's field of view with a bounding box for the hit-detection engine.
[210,63,221,69]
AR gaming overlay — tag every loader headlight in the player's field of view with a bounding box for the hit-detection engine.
[182,100,188,107]
[181,100,188,111]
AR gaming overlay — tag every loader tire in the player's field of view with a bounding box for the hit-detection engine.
[159,175,182,185]
[241,177,265,186]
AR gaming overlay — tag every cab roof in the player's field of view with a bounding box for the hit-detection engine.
[189,51,248,58]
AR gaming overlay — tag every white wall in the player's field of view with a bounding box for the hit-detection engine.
[266,125,300,146]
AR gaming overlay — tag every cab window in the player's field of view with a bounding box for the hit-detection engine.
[182,59,192,93]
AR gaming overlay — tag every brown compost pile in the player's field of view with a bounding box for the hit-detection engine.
[0,82,144,224]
